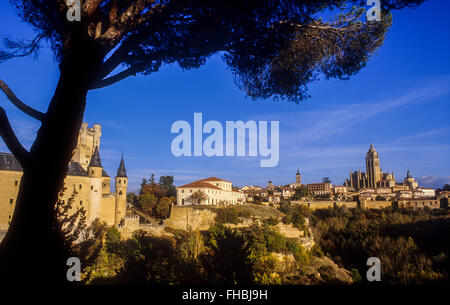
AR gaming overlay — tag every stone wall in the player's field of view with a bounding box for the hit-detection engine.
[165,206,217,231]
[292,201,358,210]
[362,200,392,209]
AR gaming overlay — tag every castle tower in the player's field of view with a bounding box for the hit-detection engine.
[366,144,381,188]
[87,146,104,223]
[88,146,103,178]
[296,169,302,185]
[72,123,102,170]
[115,155,128,226]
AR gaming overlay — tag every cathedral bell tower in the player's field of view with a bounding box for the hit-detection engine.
[115,155,128,226]
[366,144,381,188]
[296,169,302,185]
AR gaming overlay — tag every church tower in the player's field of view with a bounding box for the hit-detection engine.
[366,144,381,188]
[267,179,274,190]
[115,155,128,226]
[296,169,302,185]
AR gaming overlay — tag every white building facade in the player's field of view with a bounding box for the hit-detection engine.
[176,177,246,206]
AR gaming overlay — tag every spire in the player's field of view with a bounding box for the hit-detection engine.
[406,169,411,178]
[296,168,300,175]
[369,143,375,152]
[116,155,127,178]
[88,146,102,168]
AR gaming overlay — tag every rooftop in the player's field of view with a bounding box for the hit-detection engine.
[177,181,223,190]
[0,152,22,171]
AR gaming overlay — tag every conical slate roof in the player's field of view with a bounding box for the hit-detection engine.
[89,146,102,168]
[116,156,127,178]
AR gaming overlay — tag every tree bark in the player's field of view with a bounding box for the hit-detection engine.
[0,39,99,283]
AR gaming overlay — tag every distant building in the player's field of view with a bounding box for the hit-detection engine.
[334,186,348,194]
[344,144,396,189]
[267,179,274,190]
[403,169,418,189]
[398,198,440,210]
[176,177,245,206]
[289,169,302,188]
[307,182,332,195]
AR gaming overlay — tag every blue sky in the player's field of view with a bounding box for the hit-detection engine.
[0,1,449,192]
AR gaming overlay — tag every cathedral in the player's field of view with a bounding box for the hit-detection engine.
[344,144,396,190]
[0,123,127,229]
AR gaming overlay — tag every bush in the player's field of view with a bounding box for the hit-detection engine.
[309,244,324,257]
[265,217,279,226]
[215,207,240,224]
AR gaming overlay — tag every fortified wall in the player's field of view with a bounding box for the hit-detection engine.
[165,206,217,231]
[291,201,359,210]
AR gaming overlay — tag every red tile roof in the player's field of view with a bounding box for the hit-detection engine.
[177,181,222,190]
[198,177,231,183]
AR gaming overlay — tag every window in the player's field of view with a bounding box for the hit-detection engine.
[91,170,94,174]
[91,186,93,190]
[14,180,18,186]
[119,179,121,184]
[119,191,123,195]
[79,184,82,189]
[181,190,184,193]
[103,183,106,187]
[9,198,13,204]
[80,201,83,205]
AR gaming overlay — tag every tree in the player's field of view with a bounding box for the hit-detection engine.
[139,178,148,194]
[127,192,137,208]
[189,190,208,205]
[322,177,331,184]
[56,184,87,256]
[156,197,172,218]
[159,175,177,197]
[293,185,309,200]
[138,192,158,215]
[0,0,425,282]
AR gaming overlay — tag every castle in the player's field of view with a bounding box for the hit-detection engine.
[0,123,127,230]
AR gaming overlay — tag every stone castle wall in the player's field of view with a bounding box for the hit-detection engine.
[165,206,217,231]
[292,201,358,210]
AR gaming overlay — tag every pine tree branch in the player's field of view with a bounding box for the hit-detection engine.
[0,107,30,167]
[0,79,45,121]
[90,66,141,90]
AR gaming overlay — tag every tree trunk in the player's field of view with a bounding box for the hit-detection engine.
[0,42,97,283]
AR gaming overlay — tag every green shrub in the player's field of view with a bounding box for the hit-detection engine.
[265,217,279,226]
[215,207,240,224]
[309,244,324,257]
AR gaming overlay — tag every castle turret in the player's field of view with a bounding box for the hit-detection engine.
[115,155,128,226]
[87,146,104,223]
[88,146,103,178]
